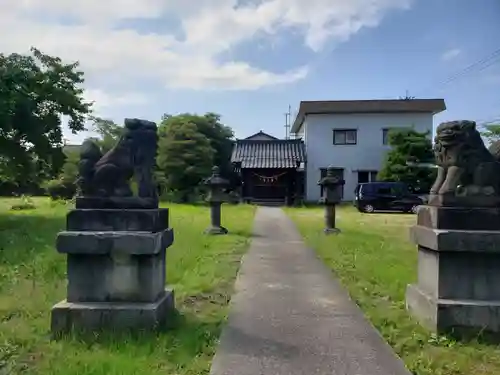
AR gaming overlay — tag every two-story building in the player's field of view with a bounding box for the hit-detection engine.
[290,99,446,202]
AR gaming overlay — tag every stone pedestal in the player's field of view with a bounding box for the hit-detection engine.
[205,202,228,235]
[51,208,175,337]
[204,166,229,235]
[324,204,340,234]
[406,205,500,333]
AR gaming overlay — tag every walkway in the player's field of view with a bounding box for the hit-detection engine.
[209,207,410,375]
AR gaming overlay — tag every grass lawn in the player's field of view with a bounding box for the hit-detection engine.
[0,197,256,375]
[287,205,500,375]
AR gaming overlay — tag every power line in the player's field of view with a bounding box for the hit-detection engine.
[416,47,500,96]
[438,49,500,84]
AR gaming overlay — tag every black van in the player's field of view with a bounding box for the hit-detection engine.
[353,181,423,214]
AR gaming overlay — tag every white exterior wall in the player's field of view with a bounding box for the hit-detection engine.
[302,112,433,202]
[295,121,306,142]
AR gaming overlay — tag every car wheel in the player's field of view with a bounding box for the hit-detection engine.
[410,205,419,214]
[362,204,375,213]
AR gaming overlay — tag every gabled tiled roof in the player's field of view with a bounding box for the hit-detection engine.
[231,139,306,169]
[244,130,279,140]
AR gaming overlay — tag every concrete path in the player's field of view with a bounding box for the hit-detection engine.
[209,207,410,375]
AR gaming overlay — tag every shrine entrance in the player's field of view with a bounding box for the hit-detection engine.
[230,135,306,206]
[248,170,289,201]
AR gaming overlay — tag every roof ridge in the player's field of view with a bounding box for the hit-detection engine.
[231,138,306,168]
[300,98,444,104]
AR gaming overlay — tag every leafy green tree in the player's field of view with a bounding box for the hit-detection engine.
[59,149,80,183]
[0,47,92,181]
[378,128,435,193]
[480,123,500,144]
[157,119,214,201]
[88,116,123,153]
[160,112,234,176]
[44,118,123,199]
[44,148,80,200]
[0,154,51,195]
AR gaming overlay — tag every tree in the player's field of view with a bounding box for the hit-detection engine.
[0,154,51,195]
[44,118,122,199]
[160,112,234,176]
[0,48,92,181]
[88,116,123,153]
[44,148,80,200]
[378,128,435,193]
[157,119,214,201]
[59,149,80,183]
[480,123,500,144]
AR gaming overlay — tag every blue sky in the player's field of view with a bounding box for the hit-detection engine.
[2,0,499,142]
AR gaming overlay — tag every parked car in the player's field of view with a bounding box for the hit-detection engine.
[353,181,423,214]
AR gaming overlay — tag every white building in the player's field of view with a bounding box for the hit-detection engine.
[290,99,446,202]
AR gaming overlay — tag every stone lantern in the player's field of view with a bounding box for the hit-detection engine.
[204,166,229,235]
[317,165,345,234]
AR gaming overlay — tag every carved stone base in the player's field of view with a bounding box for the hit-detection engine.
[204,226,228,235]
[67,208,169,232]
[75,196,158,209]
[51,207,175,337]
[51,289,175,338]
[417,205,500,230]
[406,204,500,334]
[324,227,341,235]
[406,284,500,334]
[428,194,500,208]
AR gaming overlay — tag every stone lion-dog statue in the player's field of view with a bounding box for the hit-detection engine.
[431,120,500,198]
[77,118,158,200]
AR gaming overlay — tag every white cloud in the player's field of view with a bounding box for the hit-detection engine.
[60,89,148,143]
[441,48,462,61]
[83,89,148,113]
[0,0,412,92]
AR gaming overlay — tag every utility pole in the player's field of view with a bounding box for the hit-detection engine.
[284,104,292,139]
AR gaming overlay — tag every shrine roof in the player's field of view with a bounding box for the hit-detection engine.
[231,139,306,169]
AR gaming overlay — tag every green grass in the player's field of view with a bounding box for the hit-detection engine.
[287,206,500,375]
[0,197,256,375]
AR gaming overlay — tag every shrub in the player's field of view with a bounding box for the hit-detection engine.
[10,195,37,210]
[44,179,76,200]
[227,190,241,204]
[160,187,206,203]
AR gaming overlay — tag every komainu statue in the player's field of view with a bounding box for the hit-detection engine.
[430,120,500,201]
[76,118,158,208]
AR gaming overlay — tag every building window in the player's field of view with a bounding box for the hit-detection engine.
[357,170,378,183]
[382,128,391,145]
[333,129,357,145]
